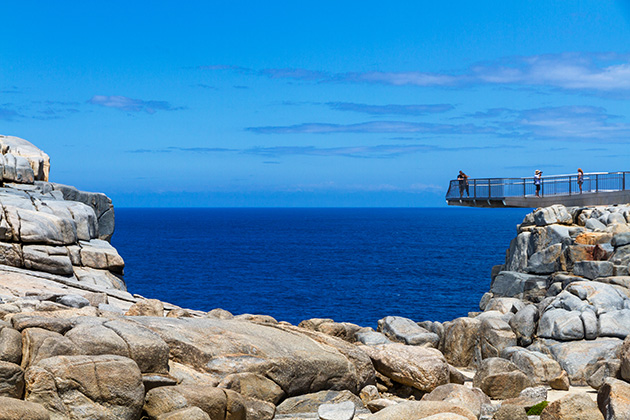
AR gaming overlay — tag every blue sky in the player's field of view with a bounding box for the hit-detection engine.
[2,1,630,207]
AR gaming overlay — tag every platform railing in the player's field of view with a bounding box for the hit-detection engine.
[446,171,630,200]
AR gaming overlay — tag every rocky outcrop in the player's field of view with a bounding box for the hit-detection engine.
[1,135,629,419]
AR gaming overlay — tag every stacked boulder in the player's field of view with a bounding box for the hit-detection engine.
[0,135,121,292]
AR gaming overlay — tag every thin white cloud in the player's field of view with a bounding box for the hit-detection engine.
[208,53,630,94]
[248,121,493,135]
[87,95,184,114]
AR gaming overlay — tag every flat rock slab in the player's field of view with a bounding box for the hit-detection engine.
[132,317,373,397]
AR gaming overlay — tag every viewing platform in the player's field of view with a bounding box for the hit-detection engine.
[446,171,630,208]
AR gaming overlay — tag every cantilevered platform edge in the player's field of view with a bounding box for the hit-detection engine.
[447,190,630,208]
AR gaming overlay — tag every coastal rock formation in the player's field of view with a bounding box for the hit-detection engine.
[3,136,630,419]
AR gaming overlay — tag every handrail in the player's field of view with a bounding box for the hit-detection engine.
[446,171,630,200]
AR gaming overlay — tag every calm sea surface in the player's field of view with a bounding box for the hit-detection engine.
[111,207,530,328]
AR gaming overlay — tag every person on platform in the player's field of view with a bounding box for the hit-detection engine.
[534,170,542,197]
[458,171,469,198]
[577,168,584,194]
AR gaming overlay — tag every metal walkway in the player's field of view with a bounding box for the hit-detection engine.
[446,171,630,208]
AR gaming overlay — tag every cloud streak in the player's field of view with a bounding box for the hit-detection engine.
[88,95,184,114]
[325,102,454,116]
[248,121,493,135]
[203,53,630,94]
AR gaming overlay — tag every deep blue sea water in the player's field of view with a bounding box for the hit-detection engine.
[111,207,530,328]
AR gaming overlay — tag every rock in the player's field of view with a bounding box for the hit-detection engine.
[534,205,573,226]
[441,317,481,367]
[7,207,77,245]
[125,298,164,317]
[422,414,472,420]
[366,398,398,413]
[240,397,275,420]
[548,338,622,385]
[448,365,466,385]
[566,281,626,314]
[0,136,50,181]
[473,358,533,400]
[549,370,570,390]
[573,260,614,279]
[359,384,379,404]
[520,385,548,401]
[218,372,285,404]
[587,359,621,390]
[275,390,366,416]
[318,401,355,420]
[479,317,517,359]
[541,393,604,420]
[506,232,531,272]
[599,309,630,338]
[509,304,539,346]
[133,317,374,396]
[501,347,564,385]
[537,308,584,340]
[492,404,527,420]
[73,267,126,290]
[21,327,76,369]
[156,407,211,420]
[51,183,115,241]
[355,330,391,346]
[78,239,125,273]
[55,294,90,308]
[597,378,630,420]
[377,316,439,347]
[299,318,364,343]
[142,373,178,392]
[586,218,607,231]
[25,355,144,420]
[421,383,491,419]
[527,244,565,274]
[0,396,50,420]
[612,232,630,248]
[484,297,526,314]
[144,385,246,420]
[0,361,24,398]
[22,245,73,276]
[0,242,23,268]
[621,335,630,381]
[0,326,22,364]
[490,271,548,300]
[366,401,476,420]
[360,343,449,392]
[206,308,234,319]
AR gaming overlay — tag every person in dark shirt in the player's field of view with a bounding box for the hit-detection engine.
[457,171,469,197]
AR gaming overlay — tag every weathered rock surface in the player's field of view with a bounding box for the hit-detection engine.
[597,378,630,420]
[541,393,604,420]
[360,343,449,392]
[367,400,476,420]
[25,355,144,420]
[377,316,439,347]
[133,316,374,396]
[144,385,246,420]
[421,383,490,419]
[473,358,533,399]
[0,396,50,420]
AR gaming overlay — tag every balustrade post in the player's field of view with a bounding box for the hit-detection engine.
[474,179,477,198]
[569,176,572,196]
[596,174,599,192]
[488,180,491,198]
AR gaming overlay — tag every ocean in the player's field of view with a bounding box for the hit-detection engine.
[111,207,531,328]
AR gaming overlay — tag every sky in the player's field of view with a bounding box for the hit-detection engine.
[2,1,630,207]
